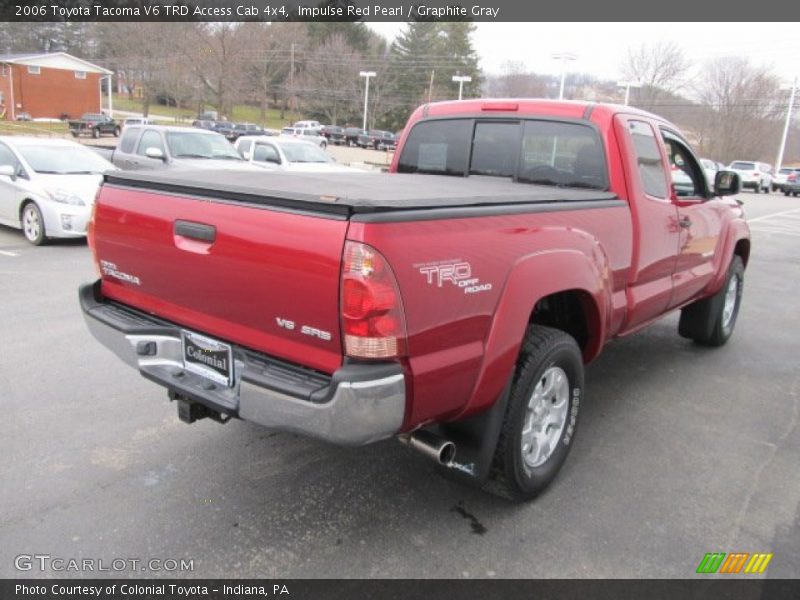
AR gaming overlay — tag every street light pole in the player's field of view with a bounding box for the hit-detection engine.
[452,74,472,100]
[775,77,798,173]
[617,80,641,106]
[359,71,376,131]
[551,52,577,100]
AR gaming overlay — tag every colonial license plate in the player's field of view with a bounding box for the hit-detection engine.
[181,330,233,387]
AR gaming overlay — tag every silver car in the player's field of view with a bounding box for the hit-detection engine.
[112,125,254,171]
[280,126,328,149]
[235,136,364,173]
[0,136,116,245]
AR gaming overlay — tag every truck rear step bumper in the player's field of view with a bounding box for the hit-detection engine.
[79,281,406,446]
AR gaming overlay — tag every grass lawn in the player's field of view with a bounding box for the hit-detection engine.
[0,121,69,137]
[110,95,302,129]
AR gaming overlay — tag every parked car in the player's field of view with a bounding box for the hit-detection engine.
[0,136,116,245]
[727,160,773,193]
[344,127,366,147]
[191,119,217,131]
[122,117,152,129]
[235,136,364,173]
[15,112,32,122]
[212,121,236,141]
[772,167,800,192]
[783,171,800,197]
[68,113,120,139]
[321,125,346,145]
[700,158,725,189]
[293,120,321,129]
[111,125,253,171]
[80,99,748,501]
[280,126,327,148]
[357,129,397,151]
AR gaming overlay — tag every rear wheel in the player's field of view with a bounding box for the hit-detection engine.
[92,127,100,139]
[678,256,744,346]
[21,202,47,246]
[485,326,584,501]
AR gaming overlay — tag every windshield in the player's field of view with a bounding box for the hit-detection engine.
[730,161,755,170]
[18,145,114,174]
[166,132,241,160]
[281,143,331,163]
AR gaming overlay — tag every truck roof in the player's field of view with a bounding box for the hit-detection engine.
[411,98,671,126]
[104,169,617,217]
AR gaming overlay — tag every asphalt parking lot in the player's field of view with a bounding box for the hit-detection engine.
[1,191,798,579]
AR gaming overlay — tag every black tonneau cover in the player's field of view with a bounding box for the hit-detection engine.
[104,169,617,216]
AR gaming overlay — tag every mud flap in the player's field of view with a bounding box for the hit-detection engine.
[434,380,512,488]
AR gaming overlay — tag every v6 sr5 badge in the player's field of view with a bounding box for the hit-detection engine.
[415,260,493,295]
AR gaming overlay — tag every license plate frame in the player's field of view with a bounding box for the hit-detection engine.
[181,330,234,388]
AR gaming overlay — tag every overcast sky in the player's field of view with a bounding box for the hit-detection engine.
[368,22,800,84]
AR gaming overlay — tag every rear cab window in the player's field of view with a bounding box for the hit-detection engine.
[397,118,608,190]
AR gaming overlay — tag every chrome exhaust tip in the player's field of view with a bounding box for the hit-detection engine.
[399,429,456,465]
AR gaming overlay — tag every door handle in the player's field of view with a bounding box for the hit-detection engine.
[678,216,692,229]
[174,220,216,243]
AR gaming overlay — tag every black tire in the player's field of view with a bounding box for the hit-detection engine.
[678,256,744,347]
[753,184,759,194]
[70,130,78,138]
[484,325,584,501]
[785,191,791,197]
[320,141,327,150]
[92,127,100,139]
[21,202,47,246]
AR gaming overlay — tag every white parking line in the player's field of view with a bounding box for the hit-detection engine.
[749,208,800,223]
[0,250,19,257]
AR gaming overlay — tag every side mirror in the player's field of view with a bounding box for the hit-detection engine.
[0,164,16,179]
[145,147,165,161]
[714,170,741,196]
[242,151,251,160]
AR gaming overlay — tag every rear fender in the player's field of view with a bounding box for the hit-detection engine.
[455,243,610,420]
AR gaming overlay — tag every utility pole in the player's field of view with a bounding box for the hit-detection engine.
[775,77,798,173]
[427,70,435,103]
[617,80,641,106]
[452,74,472,101]
[289,43,295,116]
[551,52,577,100]
[359,71,376,131]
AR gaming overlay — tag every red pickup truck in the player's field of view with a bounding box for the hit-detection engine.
[80,99,749,500]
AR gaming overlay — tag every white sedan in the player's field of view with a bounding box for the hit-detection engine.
[235,136,364,173]
[0,136,116,245]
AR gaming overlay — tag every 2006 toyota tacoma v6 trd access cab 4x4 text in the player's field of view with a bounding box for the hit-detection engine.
[80,99,750,500]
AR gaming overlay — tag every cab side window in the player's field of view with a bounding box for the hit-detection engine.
[118,127,140,154]
[253,143,279,163]
[661,133,706,198]
[137,130,165,157]
[628,120,668,199]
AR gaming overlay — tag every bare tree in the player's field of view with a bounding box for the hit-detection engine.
[241,23,308,125]
[486,61,550,98]
[189,24,248,118]
[694,57,782,162]
[622,42,690,110]
[296,34,363,126]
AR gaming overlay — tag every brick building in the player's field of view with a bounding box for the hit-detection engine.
[0,52,112,121]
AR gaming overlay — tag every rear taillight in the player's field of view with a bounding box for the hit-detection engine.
[88,189,101,278]
[341,241,407,359]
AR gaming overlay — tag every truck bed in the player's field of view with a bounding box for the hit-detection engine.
[104,170,618,216]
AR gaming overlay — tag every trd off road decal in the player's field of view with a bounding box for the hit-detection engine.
[415,260,492,295]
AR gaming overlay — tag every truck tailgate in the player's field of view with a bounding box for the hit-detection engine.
[92,184,347,374]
